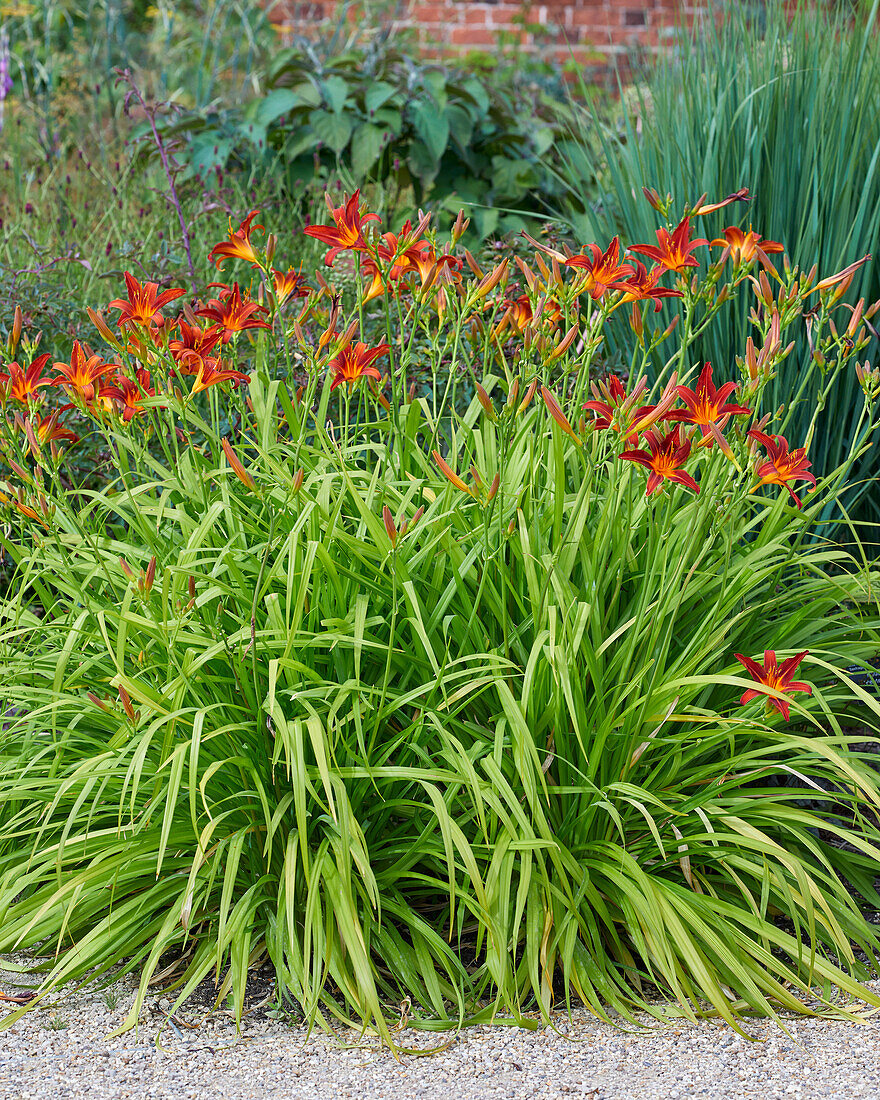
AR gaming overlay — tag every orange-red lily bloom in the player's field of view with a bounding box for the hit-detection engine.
[303,189,381,266]
[0,353,54,403]
[328,342,390,390]
[361,221,460,302]
[108,272,185,329]
[630,218,708,274]
[619,425,700,496]
[208,209,264,268]
[16,409,79,449]
[190,358,250,395]
[168,319,224,375]
[747,429,817,508]
[666,363,751,459]
[112,367,161,422]
[618,262,684,311]
[271,268,311,307]
[711,226,784,266]
[566,236,637,300]
[52,341,117,404]
[197,284,271,344]
[584,373,679,444]
[734,649,812,722]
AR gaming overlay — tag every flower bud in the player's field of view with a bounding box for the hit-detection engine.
[221,437,256,490]
[475,382,496,420]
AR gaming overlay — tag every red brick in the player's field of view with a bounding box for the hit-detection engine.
[448,26,497,46]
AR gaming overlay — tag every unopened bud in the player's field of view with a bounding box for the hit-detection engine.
[475,382,496,420]
[143,555,156,596]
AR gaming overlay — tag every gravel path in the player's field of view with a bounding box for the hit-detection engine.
[2,956,880,1099]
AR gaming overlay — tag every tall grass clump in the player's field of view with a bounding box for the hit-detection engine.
[557,0,880,527]
[1,192,880,1043]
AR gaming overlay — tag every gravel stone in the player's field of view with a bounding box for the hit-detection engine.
[2,954,880,1098]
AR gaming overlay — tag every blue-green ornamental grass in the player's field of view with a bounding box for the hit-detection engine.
[0,193,880,1047]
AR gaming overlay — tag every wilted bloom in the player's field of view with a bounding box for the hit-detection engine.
[666,363,752,460]
[52,341,117,404]
[328,342,390,390]
[619,425,700,496]
[692,188,751,215]
[618,261,684,311]
[190,358,250,395]
[630,218,708,274]
[0,353,54,403]
[207,209,263,268]
[197,284,271,343]
[810,254,871,295]
[711,226,783,267]
[271,268,310,307]
[108,272,185,329]
[747,430,816,507]
[303,189,380,265]
[583,373,679,444]
[565,236,637,300]
[734,649,811,722]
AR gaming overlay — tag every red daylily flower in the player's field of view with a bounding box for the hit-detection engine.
[362,221,460,302]
[52,341,117,404]
[197,284,271,344]
[112,367,161,422]
[630,218,709,274]
[666,363,752,460]
[303,189,381,266]
[208,209,264,268]
[190,358,250,395]
[108,272,185,329]
[747,430,817,508]
[734,649,812,722]
[328,342,390,390]
[619,425,700,496]
[565,236,636,300]
[711,226,784,266]
[271,268,311,307]
[16,409,79,449]
[583,373,679,444]
[0,353,54,403]
[618,262,684,311]
[168,318,224,375]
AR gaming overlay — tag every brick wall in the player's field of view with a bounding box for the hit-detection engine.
[266,1,708,76]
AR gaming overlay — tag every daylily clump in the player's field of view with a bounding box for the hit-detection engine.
[2,182,880,1043]
[0,187,877,740]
